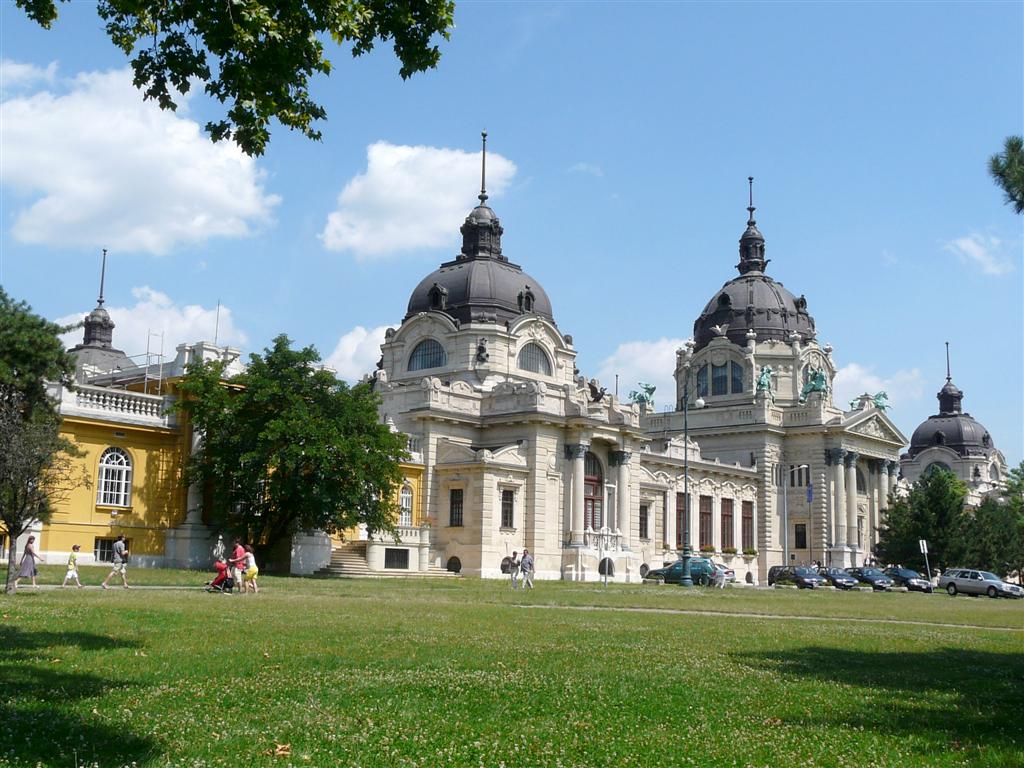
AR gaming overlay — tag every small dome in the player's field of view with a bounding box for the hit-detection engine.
[466,204,497,224]
[692,190,815,350]
[908,378,995,459]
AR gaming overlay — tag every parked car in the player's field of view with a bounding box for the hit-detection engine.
[817,567,858,590]
[767,565,787,586]
[773,566,826,589]
[883,567,934,593]
[938,568,1024,598]
[846,567,894,591]
[646,557,717,585]
[712,563,736,583]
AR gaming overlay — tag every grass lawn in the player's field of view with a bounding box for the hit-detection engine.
[1,573,1021,768]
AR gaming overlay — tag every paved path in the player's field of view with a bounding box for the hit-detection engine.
[514,602,1024,632]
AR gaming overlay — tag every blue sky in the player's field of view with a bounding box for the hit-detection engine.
[1,1,1021,465]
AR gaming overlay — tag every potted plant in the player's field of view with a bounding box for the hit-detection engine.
[699,544,716,555]
[742,547,758,558]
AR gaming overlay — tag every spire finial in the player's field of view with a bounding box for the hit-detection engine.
[479,131,488,205]
[945,341,951,382]
[747,176,756,224]
[97,248,108,307]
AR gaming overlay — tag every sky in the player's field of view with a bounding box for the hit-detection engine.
[1,1,1021,465]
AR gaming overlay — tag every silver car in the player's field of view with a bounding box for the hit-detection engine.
[938,568,1024,599]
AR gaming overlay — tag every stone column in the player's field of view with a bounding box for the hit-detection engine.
[663,490,673,551]
[566,444,588,545]
[887,461,899,496]
[845,452,860,548]
[610,451,632,549]
[184,430,204,525]
[663,489,671,548]
[829,448,846,546]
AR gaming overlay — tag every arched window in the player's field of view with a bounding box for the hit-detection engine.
[712,363,728,395]
[518,290,536,313]
[408,339,446,371]
[599,557,615,576]
[428,284,447,310]
[990,464,1000,481]
[97,447,132,507]
[399,484,414,527]
[584,452,603,531]
[446,556,462,574]
[517,343,552,375]
[696,365,709,397]
[500,556,512,574]
[924,461,952,476]
[639,563,650,578]
[933,431,945,446]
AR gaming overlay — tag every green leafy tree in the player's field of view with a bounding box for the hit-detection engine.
[0,287,76,418]
[174,335,407,564]
[989,135,1024,214]
[0,391,87,593]
[962,462,1024,583]
[876,468,968,572]
[15,0,454,156]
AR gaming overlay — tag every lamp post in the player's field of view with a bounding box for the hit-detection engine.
[780,462,810,565]
[679,341,705,587]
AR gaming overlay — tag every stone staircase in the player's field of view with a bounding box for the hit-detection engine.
[314,540,458,579]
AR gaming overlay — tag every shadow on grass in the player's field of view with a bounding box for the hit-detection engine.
[737,646,1024,759]
[0,626,160,766]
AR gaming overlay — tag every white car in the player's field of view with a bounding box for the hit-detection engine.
[712,563,736,583]
[939,568,1024,599]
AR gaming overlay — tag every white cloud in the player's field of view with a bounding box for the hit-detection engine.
[569,161,603,177]
[943,234,1014,276]
[595,337,689,411]
[57,287,247,358]
[0,59,57,92]
[833,362,924,410]
[321,141,516,258]
[325,324,394,382]
[0,65,279,254]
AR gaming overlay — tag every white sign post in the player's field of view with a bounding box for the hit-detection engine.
[919,539,932,583]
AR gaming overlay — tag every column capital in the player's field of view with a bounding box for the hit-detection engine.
[609,450,632,467]
[827,447,846,464]
[565,443,588,460]
[844,451,860,467]
[886,460,899,476]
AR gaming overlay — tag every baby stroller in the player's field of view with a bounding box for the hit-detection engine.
[206,559,235,593]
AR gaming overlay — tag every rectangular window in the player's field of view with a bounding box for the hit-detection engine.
[449,488,464,527]
[696,365,708,397]
[699,495,713,548]
[795,523,807,550]
[500,489,515,528]
[676,492,687,549]
[93,537,130,563]
[731,362,744,394]
[721,498,734,550]
[639,504,649,540]
[384,548,410,569]
[712,364,728,396]
[0,533,6,559]
[742,501,754,550]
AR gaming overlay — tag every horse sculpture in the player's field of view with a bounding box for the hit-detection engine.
[798,368,830,404]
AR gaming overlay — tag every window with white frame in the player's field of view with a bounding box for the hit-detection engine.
[97,447,132,507]
[399,484,414,527]
[517,343,552,375]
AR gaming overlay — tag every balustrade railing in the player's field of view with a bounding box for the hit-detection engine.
[60,384,172,426]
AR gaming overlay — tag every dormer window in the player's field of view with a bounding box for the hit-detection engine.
[428,284,448,311]
[518,289,535,313]
[933,431,945,445]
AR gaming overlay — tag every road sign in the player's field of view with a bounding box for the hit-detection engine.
[919,539,928,554]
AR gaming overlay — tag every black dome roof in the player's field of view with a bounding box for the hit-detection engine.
[908,377,995,458]
[693,193,815,350]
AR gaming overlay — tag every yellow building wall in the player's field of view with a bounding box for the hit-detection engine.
[40,417,188,559]
[333,463,425,545]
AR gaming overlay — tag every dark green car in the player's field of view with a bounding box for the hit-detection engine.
[645,557,717,585]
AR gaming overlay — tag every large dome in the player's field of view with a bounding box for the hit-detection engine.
[693,192,815,350]
[908,378,995,458]
[406,254,554,325]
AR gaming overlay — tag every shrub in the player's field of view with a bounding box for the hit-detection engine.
[722,547,738,555]
[742,548,758,556]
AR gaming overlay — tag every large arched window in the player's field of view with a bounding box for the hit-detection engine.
[408,339,446,371]
[584,451,603,531]
[925,461,952,476]
[517,343,552,375]
[97,447,132,507]
[399,484,414,527]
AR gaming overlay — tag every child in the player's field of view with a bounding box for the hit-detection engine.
[61,544,84,588]
[207,557,230,592]
[242,544,259,594]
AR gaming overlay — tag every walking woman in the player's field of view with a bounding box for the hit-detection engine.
[12,535,44,590]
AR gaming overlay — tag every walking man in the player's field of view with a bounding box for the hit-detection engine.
[100,534,130,589]
[509,551,521,589]
[520,549,535,589]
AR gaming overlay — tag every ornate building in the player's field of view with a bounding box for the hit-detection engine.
[900,355,1008,505]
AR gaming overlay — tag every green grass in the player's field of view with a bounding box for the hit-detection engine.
[1,574,1022,767]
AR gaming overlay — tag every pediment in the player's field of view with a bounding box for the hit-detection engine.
[435,439,478,464]
[846,413,906,444]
